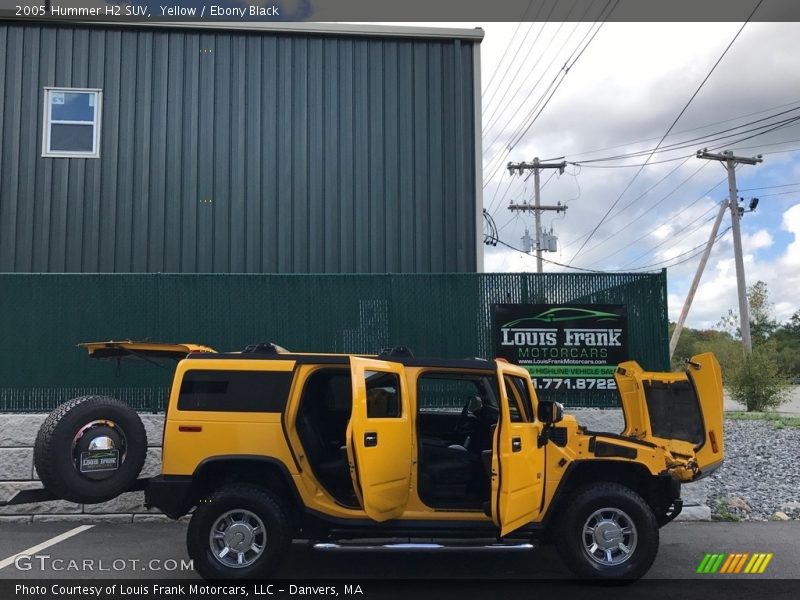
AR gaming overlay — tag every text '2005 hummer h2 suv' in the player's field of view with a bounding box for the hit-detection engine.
[9,342,724,580]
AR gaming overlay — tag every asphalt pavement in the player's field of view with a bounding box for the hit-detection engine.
[0,521,797,580]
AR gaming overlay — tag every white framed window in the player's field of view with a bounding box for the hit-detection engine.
[42,87,102,158]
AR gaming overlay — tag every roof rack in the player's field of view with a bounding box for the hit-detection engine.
[242,342,284,355]
[378,346,414,359]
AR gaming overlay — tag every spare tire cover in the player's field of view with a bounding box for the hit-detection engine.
[33,396,148,504]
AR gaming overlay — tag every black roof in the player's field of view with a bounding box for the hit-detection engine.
[186,351,496,371]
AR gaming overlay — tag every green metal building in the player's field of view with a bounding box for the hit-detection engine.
[0,21,484,273]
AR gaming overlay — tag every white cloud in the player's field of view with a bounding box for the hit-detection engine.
[476,21,800,328]
[742,229,774,250]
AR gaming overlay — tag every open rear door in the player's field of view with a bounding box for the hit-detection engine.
[80,341,215,360]
[490,362,546,537]
[346,357,412,522]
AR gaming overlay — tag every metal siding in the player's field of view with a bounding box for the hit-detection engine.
[322,38,340,273]
[428,44,444,272]
[397,41,415,272]
[353,40,369,273]
[0,23,478,273]
[245,35,262,273]
[338,39,355,272]
[0,26,22,272]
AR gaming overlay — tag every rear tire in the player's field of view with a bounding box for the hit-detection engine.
[187,484,292,580]
[555,483,659,580]
[33,395,147,504]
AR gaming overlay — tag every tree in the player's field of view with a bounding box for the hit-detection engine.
[773,308,800,378]
[784,309,800,335]
[718,281,791,410]
[717,280,779,344]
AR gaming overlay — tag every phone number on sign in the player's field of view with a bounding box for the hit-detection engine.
[533,378,617,390]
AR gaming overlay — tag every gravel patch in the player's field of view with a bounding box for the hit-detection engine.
[707,418,800,521]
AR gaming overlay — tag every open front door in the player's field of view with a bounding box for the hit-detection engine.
[490,362,546,537]
[346,357,412,522]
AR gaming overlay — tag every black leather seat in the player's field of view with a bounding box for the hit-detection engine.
[296,413,351,491]
[419,440,479,500]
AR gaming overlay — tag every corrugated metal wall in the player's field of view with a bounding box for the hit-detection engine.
[0,23,478,273]
[0,272,669,411]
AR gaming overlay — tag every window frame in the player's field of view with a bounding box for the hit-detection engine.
[41,87,103,158]
[365,370,403,419]
[414,369,499,414]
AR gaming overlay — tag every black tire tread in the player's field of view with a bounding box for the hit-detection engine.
[33,395,147,503]
[187,483,292,580]
[555,482,659,580]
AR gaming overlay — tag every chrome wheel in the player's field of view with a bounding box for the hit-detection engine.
[71,419,127,481]
[582,507,638,566]
[209,509,267,569]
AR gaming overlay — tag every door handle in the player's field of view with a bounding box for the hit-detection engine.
[364,432,378,447]
[511,437,522,452]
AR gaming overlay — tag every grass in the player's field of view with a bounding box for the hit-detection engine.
[712,498,741,522]
[726,411,800,429]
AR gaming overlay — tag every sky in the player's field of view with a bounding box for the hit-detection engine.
[467,21,800,329]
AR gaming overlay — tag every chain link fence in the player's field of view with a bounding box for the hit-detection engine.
[0,272,667,411]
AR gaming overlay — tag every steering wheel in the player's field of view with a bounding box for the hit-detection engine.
[454,397,479,434]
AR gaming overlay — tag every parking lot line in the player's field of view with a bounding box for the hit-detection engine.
[0,525,94,570]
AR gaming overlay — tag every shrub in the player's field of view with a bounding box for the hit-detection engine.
[725,341,790,411]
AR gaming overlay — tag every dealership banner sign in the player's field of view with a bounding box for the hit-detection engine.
[493,304,628,392]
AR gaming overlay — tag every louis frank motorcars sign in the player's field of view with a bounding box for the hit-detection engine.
[493,304,629,392]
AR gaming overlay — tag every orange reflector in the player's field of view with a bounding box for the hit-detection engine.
[709,430,718,453]
[179,425,202,432]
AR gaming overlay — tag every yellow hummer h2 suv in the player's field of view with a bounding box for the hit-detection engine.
[14,342,724,580]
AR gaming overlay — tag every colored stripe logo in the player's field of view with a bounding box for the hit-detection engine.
[696,552,773,574]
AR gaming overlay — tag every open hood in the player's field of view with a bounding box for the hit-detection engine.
[614,352,724,480]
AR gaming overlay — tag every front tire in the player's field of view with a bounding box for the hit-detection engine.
[555,483,659,580]
[187,484,292,580]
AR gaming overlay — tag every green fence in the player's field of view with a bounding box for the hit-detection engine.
[0,272,668,411]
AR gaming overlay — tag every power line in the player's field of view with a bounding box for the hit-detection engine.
[625,227,731,272]
[542,98,800,162]
[482,15,569,135]
[494,225,731,274]
[578,162,712,263]
[619,209,719,270]
[740,181,800,191]
[561,113,800,173]
[569,107,800,165]
[482,0,616,189]
[565,112,800,260]
[480,1,537,98]
[567,4,763,267]
[494,240,606,272]
[562,155,699,250]
[582,177,728,267]
[506,5,616,151]
[482,17,583,185]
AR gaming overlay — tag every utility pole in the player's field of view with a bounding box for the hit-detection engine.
[696,149,763,355]
[669,200,729,359]
[507,158,568,272]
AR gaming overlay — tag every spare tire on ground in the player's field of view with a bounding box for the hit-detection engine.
[33,396,148,504]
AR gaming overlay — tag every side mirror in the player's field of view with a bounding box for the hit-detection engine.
[537,400,564,424]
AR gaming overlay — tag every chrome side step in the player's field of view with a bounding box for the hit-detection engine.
[313,541,534,552]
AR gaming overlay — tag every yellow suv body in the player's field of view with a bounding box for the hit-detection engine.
[83,341,725,579]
